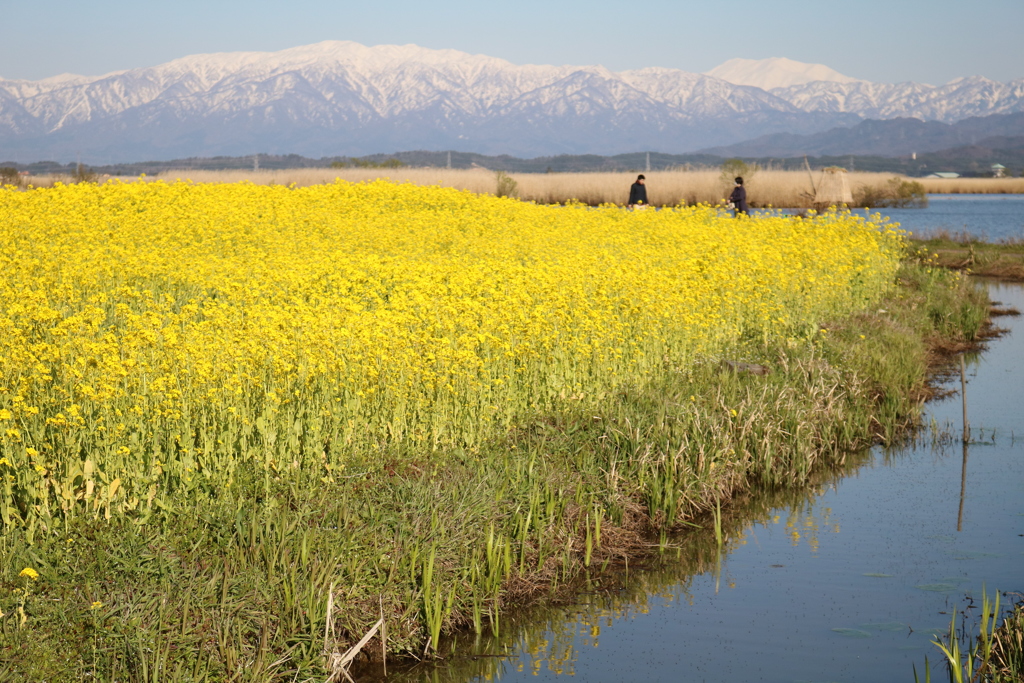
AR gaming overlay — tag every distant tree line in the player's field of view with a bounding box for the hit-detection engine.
[1,149,1020,178]
[330,158,405,169]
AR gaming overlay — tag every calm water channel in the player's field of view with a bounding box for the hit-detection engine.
[372,199,1024,683]
[869,194,1024,242]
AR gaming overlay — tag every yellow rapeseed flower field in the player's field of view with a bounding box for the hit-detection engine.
[0,180,903,525]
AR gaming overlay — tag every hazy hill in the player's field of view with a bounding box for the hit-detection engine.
[699,113,1024,158]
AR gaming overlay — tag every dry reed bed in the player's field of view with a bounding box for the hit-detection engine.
[140,168,912,207]
[22,169,1022,206]
[916,177,1024,194]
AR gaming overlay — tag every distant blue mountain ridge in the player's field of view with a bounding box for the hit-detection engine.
[697,113,1024,158]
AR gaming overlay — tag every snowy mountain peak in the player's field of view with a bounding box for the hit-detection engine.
[705,57,863,90]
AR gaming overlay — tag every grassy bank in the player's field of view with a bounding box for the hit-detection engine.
[358,450,882,682]
[919,591,1024,683]
[909,235,1024,283]
[0,257,988,681]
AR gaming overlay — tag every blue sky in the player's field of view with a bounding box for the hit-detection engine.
[2,0,1021,84]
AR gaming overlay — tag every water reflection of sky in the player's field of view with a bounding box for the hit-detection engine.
[873,194,1024,242]
[463,283,1024,683]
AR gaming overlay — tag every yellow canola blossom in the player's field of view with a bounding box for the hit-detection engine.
[0,180,904,524]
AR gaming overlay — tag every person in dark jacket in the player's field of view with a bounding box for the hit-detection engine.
[729,176,748,216]
[627,174,648,208]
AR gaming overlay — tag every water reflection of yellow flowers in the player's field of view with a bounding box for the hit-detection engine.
[783,502,838,552]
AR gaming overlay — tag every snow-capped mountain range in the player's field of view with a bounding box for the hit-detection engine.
[1,41,1021,162]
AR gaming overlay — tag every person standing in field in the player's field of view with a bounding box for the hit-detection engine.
[627,174,648,208]
[729,176,749,216]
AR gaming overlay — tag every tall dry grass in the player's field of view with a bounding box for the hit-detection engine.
[146,168,913,207]
[916,177,1024,194]
[515,169,905,207]
[24,167,1011,206]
